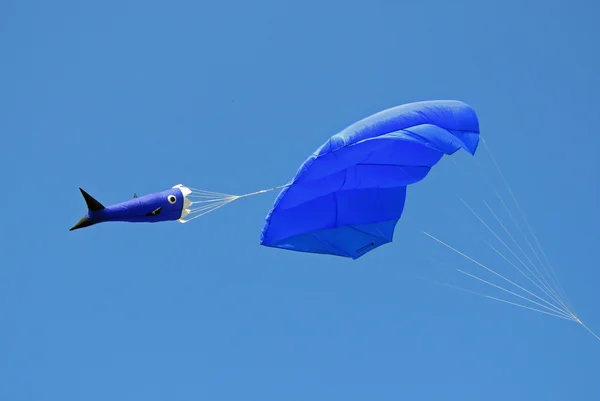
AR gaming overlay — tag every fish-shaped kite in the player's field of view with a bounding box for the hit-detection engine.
[70,184,192,230]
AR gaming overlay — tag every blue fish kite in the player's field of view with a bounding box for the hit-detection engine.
[259,100,480,259]
[70,184,193,230]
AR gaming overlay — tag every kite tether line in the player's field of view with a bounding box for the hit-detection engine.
[180,183,291,223]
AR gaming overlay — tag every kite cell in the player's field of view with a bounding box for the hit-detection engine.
[260,100,480,259]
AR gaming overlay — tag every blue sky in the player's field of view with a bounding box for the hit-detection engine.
[2,0,599,400]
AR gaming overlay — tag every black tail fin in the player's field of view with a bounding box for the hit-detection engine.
[79,188,105,211]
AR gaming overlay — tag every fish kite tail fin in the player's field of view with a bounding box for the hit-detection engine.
[69,188,105,231]
[79,188,105,211]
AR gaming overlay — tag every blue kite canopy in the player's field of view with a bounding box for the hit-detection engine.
[260,100,480,259]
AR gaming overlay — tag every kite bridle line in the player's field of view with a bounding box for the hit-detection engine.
[423,134,600,343]
[180,183,291,223]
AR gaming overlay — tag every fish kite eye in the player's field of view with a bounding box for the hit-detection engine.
[167,195,177,204]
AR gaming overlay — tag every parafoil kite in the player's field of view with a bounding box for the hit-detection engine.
[260,100,480,258]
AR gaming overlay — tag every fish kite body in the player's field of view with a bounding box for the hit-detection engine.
[70,184,192,231]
